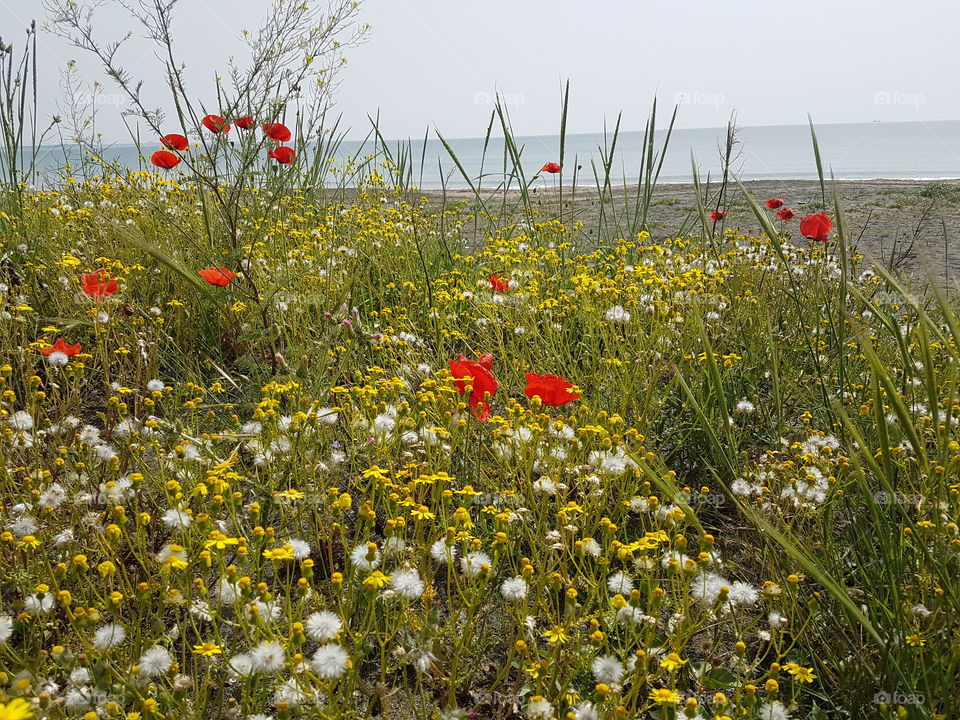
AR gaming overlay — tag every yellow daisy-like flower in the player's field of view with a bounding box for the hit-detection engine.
[543,626,568,644]
[660,652,687,671]
[15,536,40,550]
[361,465,390,480]
[410,505,435,521]
[0,698,33,720]
[204,531,239,551]
[263,545,295,561]
[363,570,391,591]
[906,634,926,647]
[192,642,223,657]
[648,688,682,705]
[784,662,817,683]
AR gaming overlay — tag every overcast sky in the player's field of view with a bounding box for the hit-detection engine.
[1,0,958,143]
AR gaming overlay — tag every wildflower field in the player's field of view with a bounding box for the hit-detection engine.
[1,4,960,720]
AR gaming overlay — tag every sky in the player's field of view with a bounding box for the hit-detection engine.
[1,0,959,143]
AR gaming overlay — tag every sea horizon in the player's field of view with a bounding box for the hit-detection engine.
[17,118,960,189]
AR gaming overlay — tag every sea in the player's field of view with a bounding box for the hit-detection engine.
[17,119,960,189]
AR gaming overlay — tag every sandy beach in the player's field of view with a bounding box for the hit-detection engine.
[428,178,960,284]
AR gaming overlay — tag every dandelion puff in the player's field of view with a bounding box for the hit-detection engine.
[573,702,599,720]
[315,407,339,425]
[93,623,126,650]
[147,379,165,392]
[382,536,406,556]
[727,581,759,606]
[690,572,729,605]
[758,702,789,720]
[0,616,13,643]
[39,484,67,508]
[460,551,491,577]
[228,653,254,677]
[64,688,97,711]
[581,538,601,557]
[606,571,633,594]
[273,679,308,707]
[305,610,342,642]
[162,508,192,529]
[526,697,555,720]
[138,647,173,678]
[310,644,349,679]
[250,640,286,674]
[286,539,311,560]
[616,606,654,626]
[591,655,625,685]
[8,516,38,537]
[604,305,630,323]
[349,543,380,570]
[768,611,788,628]
[47,351,69,366]
[430,539,457,564]
[7,411,34,431]
[413,650,437,672]
[390,569,425,600]
[24,593,54,616]
[500,577,528,602]
[94,443,117,462]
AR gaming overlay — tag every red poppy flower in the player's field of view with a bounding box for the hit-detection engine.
[202,114,231,134]
[766,198,784,209]
[449,353,498,421]
[710,210,726,222]
[80,270,118,300]
[524,372,581,406]
[541,162,561,174]
[150,150,181,169]
[490,274,511,292]
[40,337,82,358]
[198,266,237,287]
[799,212,833,242]
[268,146,296,165]
[263,123,292,142]
[235,116,255,130]
[776,207,796,221]
[160,133,188,151]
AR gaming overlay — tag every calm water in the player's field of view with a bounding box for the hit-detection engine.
[19,120,960,189]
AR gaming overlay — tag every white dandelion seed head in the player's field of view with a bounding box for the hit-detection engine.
[390,569,425,600]
[7,411,34,431]
[305,610,342,642]
[591,654,625,685]
[500,576,528,602]
[138,647,173,678]
[93,623,126,650]
[460,551,492,577]
[250,640,286,674]
[606,571,633,594]
[349,543,381,571]
[310,644,349,679]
